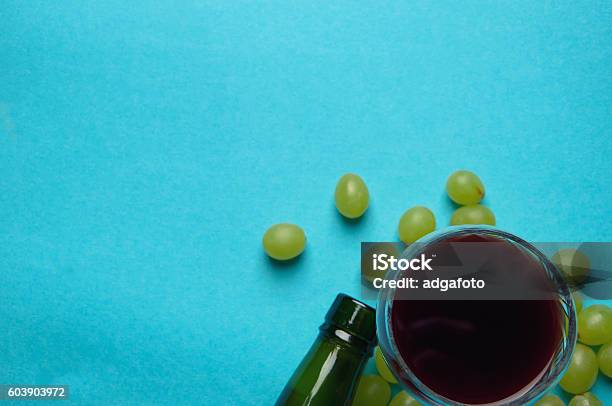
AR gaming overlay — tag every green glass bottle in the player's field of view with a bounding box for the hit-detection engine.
[275,293,377,406]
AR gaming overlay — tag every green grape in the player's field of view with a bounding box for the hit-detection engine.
[397,206,436,244]
[335,173,369,219]
[535,394,565,406]
[450,205,496,226]
[559,343,598,394]
[568,392,603,406]
[389,391,422,406]
[578,304,612,345]
[374,346,397,384]
[362,243,399,283]
[351,375,391,406]
[573,292,583,314]
[262,223,306,260]
[446,170,485,205]
[597,341,612,377]
[582,393,603,406]
[552,249,590,285]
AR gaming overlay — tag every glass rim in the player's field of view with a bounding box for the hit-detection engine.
[376,225,578,406]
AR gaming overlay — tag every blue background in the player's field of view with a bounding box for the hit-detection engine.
[2,1,611,404]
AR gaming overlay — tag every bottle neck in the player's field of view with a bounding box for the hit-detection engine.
[318,322,375,356]
[276,332,371,406]
[276,294,377,406]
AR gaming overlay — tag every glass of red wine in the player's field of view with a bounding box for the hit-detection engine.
[377,226,577,406]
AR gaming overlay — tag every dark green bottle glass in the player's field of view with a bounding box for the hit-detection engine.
[275,293,377,406]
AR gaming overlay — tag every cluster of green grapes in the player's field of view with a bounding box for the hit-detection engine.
[534,299,612,406]
[262,170,494,260]
[530,246,612,406]
[396,170,494,244]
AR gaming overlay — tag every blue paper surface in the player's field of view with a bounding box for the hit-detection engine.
[1,1,611,404]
